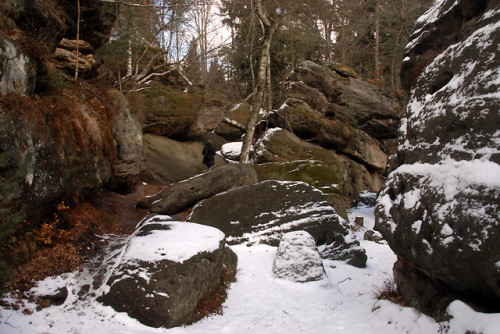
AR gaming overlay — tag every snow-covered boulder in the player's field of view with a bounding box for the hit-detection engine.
[99,215,237,328]
[272,231,326,283]
[220,141,242,161]
[187,180,366,267]
[375,0,500,316]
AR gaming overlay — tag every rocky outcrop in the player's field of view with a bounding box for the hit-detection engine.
[276,61,402,141]
[0,87,115,244]
[109,90,144,188]
[375,0,500,316]
[134,82,230,140]
[187,180,366,267]
[272,231,326,283]
[254,128,385,199]
[0,0,120,246]
[99,215,237,328]
[137,164,258,214]
[262,60,401,201]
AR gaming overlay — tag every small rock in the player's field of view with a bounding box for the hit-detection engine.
[364,230,384,244]
[272,231,326,283]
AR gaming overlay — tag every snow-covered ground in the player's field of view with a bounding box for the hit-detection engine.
[1,198,499,334]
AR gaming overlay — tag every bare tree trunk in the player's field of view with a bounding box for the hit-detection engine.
[127,39,133,77]
[391,24,404,90]
[240,0,278,164]
[374,0,381,82]
[266,48,272,110]
[75,0,80,80]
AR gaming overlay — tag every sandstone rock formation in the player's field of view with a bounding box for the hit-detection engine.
[272,231,326,283]
[0,0,121,247]
[99,215,237,328]
[262,60,400,200]
[254,128,385,199]
[133,82,230,140]
[187,180,366,267]
[109,90,144,188]
[137,164,258,214]
[140,134,206,184]
[54,38,98,75]
[375,0,500,316]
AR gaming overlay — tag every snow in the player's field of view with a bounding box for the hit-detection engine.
[1,200,499,333]
[125,218,225,264]
[391,159,500,201]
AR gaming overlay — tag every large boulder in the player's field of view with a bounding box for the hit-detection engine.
[272,231,327,283]
[253,160,347,220]
[140,134,206,184]
[375,0,500,316]
[133,82,230,140]
[137,164,258,214]
[342,128,388,172]
[99,215,237,328]
[187,180,366,267]
[109,90,144,188]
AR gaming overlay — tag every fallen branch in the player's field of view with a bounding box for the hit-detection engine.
[222,117,246,132]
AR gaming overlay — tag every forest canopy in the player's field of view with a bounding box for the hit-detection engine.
[97,0,434,101]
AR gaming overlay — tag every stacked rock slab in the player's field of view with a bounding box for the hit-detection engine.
[375,0,500,316]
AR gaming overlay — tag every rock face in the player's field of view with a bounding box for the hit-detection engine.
[54,38,98,76]
[0,34,36,96]
[109,90,144,188]
[0,87,115,243]
[137,164,258,214]
[272,231,326,283]
[99,215,237,328]
[0,0,125,248]
[375,0,500,316]
[187,180,366,267]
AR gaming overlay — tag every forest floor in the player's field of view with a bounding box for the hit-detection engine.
[1,191,499,334]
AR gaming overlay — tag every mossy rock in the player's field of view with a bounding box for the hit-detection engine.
[323,61,359,79]
[143,81,202,117]
[138,82,229,139]
[254,160,348,220]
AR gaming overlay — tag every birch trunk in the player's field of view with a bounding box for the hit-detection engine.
[240,0,278,164]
